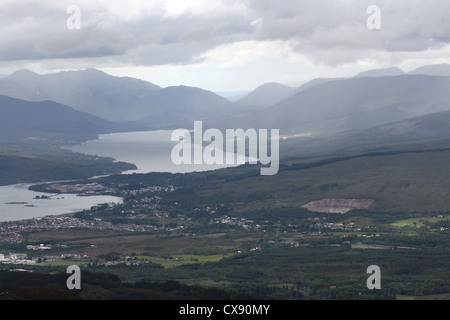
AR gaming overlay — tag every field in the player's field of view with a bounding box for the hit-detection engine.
[397,293,450,300]
[391,216,450,227]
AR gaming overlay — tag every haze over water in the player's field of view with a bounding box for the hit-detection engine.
[0,130,242,222]
[66,130,240,174]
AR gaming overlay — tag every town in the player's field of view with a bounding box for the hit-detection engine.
[40,182,114,196]
[0,214,183,244]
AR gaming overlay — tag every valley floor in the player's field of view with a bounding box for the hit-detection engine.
[1,148,450,300]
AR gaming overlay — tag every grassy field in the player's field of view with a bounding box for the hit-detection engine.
[23,229,258,258]
[44,260,89,267]
[41,253,234,269]
[140,253,235,268]
[397,293,450,300]
[391,216,450,227]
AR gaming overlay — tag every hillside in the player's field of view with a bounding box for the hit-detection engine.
[236,82,296,108]
[288,67,405,98]
[354,67,405,78]
[0,154,135,186]
[215,75,450,136]
[0,69,238,124]
[281,108,450,159]
[408,63,450,77]
[0,270,260,300]
[195,148,450,213]
[0,95,116,142]
[141,85,239,127]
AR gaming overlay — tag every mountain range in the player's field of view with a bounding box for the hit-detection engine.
[234,67,408,109]
[281,108,450,159]
[2,63,450,161]
[0,69,238,124]
[211,71,450,137]
[235,65,450,110]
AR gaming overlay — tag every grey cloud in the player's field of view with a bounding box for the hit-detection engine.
[0,0,449,67]
[0,1,255,65]
[246,0,450,64]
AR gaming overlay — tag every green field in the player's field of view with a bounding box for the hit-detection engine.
[397,293,450,300]
[141,253,235,268]
[392,216,450,227]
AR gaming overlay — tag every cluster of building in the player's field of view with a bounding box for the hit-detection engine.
[214,216,257,230]
[0,251,91,266]
[318,222,360,231]
[90,259,151,268]
[26,244,52,251]
[120,185,176,196]
[42,183,114,196]
[0,215,183,244]
[0,253,35,265]
[0,232,23,243]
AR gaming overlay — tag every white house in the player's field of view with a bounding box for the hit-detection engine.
[10,253,27,261]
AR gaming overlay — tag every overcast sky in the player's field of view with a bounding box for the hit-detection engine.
[1,0,450,92]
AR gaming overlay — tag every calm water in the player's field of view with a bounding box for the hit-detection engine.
[0,183,122,222]
[66,130,239,174]
[0,130,241,222]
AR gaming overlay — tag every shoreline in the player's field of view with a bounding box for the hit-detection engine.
[0,181,123,223]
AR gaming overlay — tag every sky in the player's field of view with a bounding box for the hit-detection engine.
[1,0,450,92]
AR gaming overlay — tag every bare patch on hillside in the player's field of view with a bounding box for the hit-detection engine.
[302,198,374,214]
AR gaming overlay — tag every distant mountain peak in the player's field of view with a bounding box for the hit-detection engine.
[80,68,116,77]
[84,68,104,73]
[218,74,450,136]
[8,69,39,78]
[258,82,291,89]
[55,68,110,78]
[408,64,450,77]
[355,67,405,78]
[237,82,296,108]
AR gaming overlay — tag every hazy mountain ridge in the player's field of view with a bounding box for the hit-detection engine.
[214,73,450,136]
[142,85,239,126]
[236,67,408,112]
[281,108,450,159]
[2,63,450,147]
[355,67,405,78]
[0,94,137,183]
[0,69,238,124]
[408,64,450,76]
[236,82,296,108]
[0,95,113,139]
